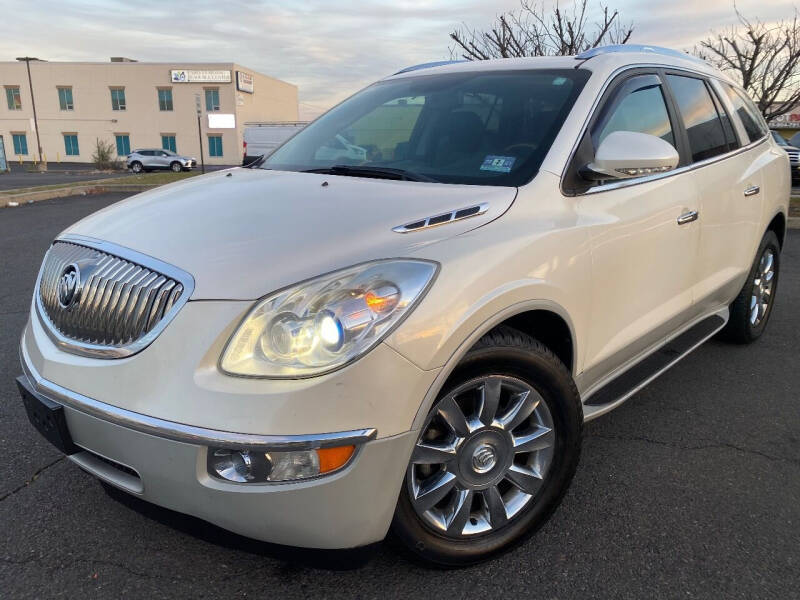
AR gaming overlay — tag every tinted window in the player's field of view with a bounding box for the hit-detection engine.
[721,83,766,143]
[263,69,591,187]
[709,86,739,150]
[667,75,730,162]
[597,83,675,148]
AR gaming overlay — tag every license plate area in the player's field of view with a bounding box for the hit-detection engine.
[16,375,80,455]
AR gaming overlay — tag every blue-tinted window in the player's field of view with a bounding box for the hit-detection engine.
[63,134,79,156]
[6,87,22,110]
[115,134,130,156]
[208,135,223,157]
[110,88,126,111]
[58,87,74,110]
[161,135,177,153]
[158,88,173,111]
[12,133,28,155]
[205,88,220,111]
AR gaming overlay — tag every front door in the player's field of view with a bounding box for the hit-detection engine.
[574,73,702,388]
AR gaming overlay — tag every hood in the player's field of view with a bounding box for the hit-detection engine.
[64,168,516,299]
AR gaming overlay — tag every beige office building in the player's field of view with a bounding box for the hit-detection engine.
[0,58,298,166]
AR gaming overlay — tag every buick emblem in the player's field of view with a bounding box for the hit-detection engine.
[471,443,497,474]
[57,264,81,309]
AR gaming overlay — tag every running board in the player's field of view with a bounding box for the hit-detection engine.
[583,314,726,412]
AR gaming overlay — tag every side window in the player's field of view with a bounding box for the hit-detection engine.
[595,81,675,149]
[666,75,730,162]
[721,83,766,143]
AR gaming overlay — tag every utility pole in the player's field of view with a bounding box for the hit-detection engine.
[195,93,205,174]
[16,57,45,171]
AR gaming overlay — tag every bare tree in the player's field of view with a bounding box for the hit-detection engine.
[449,0,633,61]
[694,8,800,121]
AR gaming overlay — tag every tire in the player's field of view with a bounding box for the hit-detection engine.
[170,161,182,173]
[392,326,582,567]
[130,161,143,174]
[720,230,781,344]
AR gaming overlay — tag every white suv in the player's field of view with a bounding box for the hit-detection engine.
[17,46,788,566]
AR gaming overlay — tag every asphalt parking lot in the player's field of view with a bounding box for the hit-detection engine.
[1,192,798,599]
[0,163,129,191]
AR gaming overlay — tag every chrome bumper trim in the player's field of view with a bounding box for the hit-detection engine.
[19,341,377,451]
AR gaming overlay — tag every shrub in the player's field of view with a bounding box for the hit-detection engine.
[92,138,123,170]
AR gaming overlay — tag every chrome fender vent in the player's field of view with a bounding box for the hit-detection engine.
[392,203,489,233]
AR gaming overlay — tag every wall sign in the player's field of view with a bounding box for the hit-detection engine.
[208,113,236,129]
[769,111,800,130]
[236,71,254,94]
[170,69,232,83]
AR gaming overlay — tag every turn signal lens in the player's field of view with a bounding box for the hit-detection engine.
[318,445,355,473]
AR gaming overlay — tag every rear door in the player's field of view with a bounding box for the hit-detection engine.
[569,72,702,385]
[664,73,766,311]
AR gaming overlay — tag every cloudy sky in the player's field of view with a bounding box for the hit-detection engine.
[1,0,796,119]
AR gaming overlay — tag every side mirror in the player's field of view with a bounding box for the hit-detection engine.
[583,131,679,180]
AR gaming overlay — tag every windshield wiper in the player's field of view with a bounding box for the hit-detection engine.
[246,154,267,168]
[303,165,438,183]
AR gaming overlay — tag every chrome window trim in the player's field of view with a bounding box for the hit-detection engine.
[558,62,769,197]
[19,343,377,451]
[34,234,196,359]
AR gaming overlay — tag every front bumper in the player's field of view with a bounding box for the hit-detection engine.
[19,299,437,548]
[18,358,416,549]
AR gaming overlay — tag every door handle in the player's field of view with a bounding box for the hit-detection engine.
[677,210,699,225]
[743,185,760,197]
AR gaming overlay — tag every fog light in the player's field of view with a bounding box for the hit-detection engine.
[207,445,357,483]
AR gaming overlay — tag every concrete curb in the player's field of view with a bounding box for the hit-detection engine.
[1,184,159,207]
[789,217,800,230]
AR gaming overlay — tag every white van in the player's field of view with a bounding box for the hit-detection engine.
[242,122,308,165]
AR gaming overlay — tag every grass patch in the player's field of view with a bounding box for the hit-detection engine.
[1,170,202,195]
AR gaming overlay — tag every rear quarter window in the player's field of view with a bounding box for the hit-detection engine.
[721,83,767,143]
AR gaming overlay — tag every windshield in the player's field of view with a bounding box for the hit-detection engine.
[262,69,590,187]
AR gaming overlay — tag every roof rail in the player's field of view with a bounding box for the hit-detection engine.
[575,45,708,65]
[394,60,467,75]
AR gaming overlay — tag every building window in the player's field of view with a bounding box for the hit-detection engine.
[158,88,173,111]
[161,134,177,153]
[58,87,74,110]
[110,88,126,111]
[63,134,79,156]
[115,134,131,156]
[208,134,223,157]
[205,88,220,111]
[12,133,28,155]
[6,86,22,110]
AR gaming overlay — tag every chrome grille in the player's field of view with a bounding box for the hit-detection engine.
[36,239,193,358]
[787,150,799,165]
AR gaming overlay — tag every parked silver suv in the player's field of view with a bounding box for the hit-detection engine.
[126,149,197,173]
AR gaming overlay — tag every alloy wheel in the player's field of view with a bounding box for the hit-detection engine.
[750,247,776,326]
[407,375,555,538]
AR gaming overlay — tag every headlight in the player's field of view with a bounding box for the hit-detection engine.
[220,259,438,378]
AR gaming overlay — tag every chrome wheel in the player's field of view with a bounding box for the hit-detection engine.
[407,375,555,538]
[750,248,776,326]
